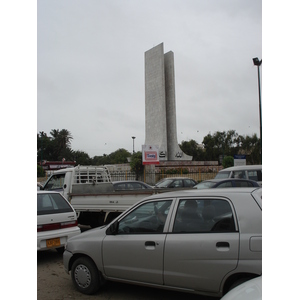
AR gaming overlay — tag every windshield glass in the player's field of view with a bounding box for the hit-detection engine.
[43,174,65,191]
[37,193,73,215]
[215,171,230,179]
[194,181,215,189]
[156,179,173,188]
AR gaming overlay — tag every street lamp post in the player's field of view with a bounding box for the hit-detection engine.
[132,136,136,153]
[252,57,262,144]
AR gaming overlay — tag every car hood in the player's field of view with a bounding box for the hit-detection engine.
[66,225,107,254]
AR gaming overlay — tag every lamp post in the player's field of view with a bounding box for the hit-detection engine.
[252,57,262,144]
[132,136,136,153]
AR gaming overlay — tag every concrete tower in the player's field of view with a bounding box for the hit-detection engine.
[144,43,192,161]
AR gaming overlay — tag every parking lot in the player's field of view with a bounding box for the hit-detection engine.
[37,248,220,300]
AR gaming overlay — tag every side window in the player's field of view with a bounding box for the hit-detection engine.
[217,181,233,188]
[170,180,183,188]
[173,199,236,233]
[184,179,196,187]
[235,180,253,187]
[232,171,246,179]
[248,170,262,182]
[131,182,142,189]
[43,174,65,191]
[118,200,172,234]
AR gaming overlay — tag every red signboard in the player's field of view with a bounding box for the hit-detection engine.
[142,145,159,165]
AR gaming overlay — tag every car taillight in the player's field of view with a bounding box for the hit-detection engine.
[61,220,78,229]
[37,220,78,232]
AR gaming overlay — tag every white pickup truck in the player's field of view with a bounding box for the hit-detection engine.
[41,166,161,227]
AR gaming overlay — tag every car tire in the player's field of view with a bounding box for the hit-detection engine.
[71,257,100,295]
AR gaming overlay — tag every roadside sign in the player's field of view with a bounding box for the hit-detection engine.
[142,145,159,165]
[234,155,246,166]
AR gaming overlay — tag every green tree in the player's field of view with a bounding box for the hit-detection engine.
[202,130,241,163]
[73,150,92,165]
[37,164,45,177]
[50,129,73,159]
[130,151,143,180]
[222,156,234,168]
[109,148,131,164]
[91,154,111,165]
[37,131,53,162]
[202,133,219,161]
[239,134,261,164]
[179,139,205,161]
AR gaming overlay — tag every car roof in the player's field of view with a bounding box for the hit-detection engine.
[37,191,61,195]
[218,165,262,172]
[141,186,262,201]
[200,178,259,183]
[159,177,194,180]
[113,180,146,184]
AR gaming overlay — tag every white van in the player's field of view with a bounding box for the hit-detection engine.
[215,165,262,186]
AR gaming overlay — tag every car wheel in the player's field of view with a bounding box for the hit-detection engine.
[71,257,100,295]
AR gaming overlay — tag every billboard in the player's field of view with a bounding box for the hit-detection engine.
[142,145,159,165]
[234,155,246,166]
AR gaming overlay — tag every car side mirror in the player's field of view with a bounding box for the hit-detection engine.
[106,221,118,235]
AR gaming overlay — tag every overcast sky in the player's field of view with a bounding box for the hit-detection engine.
[37,0,262,157]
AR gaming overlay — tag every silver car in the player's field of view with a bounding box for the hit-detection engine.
[63,188,262,298]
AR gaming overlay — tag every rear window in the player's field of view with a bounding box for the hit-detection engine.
[248,170,262,181]
[215,171,231,179]
[37,193,73,215]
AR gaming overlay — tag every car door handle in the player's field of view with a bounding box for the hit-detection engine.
[216,242,230,251]
[145,241,156,247]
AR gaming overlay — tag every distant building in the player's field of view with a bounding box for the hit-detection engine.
[39,160,76,171]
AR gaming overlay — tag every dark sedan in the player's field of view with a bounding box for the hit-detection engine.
[113,181,153,191]
[193,178,260,189]
[155,177,197,188]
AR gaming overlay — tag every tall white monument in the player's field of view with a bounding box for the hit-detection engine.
[144,43,192,161]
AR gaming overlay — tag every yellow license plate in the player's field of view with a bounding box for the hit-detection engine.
[46,238,61,248]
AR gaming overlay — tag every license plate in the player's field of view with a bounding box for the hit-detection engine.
[46,238,61,248]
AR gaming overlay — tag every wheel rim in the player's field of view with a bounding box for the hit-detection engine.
[74,264,91,288]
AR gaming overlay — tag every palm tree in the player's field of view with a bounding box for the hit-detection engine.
[49,129,73,160]
[58,129,73,150]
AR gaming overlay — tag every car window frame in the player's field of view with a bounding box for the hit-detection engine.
[115,199,175,235]
[168,197,238,234]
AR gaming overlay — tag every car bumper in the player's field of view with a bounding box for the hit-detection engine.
[63,250,73,274]
[37,226,81,251]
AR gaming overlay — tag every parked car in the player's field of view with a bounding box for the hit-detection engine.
[215,165,262,186]
[193,178,260,189]
[37,191,81,252]
[155,177,197,188]
[112,180,153,191]
[63,187,262,297]
[220,276,262,300]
